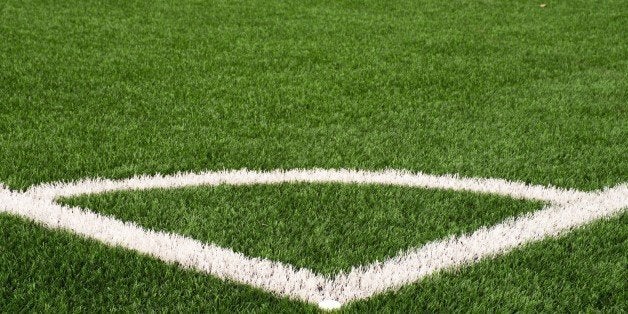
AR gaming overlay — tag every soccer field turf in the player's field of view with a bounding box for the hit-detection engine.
[1,0,627,312]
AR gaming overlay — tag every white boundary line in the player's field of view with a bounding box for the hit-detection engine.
[25,169,588,203]
[330,184,627,304]
[1,169,626,310]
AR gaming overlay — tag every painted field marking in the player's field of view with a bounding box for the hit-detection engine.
[1,169,626,310]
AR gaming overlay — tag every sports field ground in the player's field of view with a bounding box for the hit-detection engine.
[1,0,626,312]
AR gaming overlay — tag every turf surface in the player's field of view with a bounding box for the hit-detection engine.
[1,0,627,311]
[0,214,316,313]
[1,0,626,191]
[345,213,628,312]
[60,184,543,274]
[1,213,625,312]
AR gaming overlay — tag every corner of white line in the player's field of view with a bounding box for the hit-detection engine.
[318,299,342,311]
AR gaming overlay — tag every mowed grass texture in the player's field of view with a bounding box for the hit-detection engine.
[1,213,625,312]
[1,0,626,191]
[60,184,543,274]
[1,0,627,312]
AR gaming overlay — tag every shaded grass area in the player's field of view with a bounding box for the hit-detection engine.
[1,213,624,312]
[0,215,317,313]
[1,0,626,311]
[60,184,543,274]
[344,213,628,312]
[1,0,627,191]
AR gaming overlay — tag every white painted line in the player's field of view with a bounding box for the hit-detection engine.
[0,187,329,304]
[26,168,587,203]
[328,184,628,303]
[1,169,626,309]
[318,299,342,310]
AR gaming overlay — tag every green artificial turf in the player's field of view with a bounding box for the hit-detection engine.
[1,212,625,312]
[0,214,317,313]
[343,213,628,312]
[1,0,626,191]
[1,0,627,311]
[60,184,543,274]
